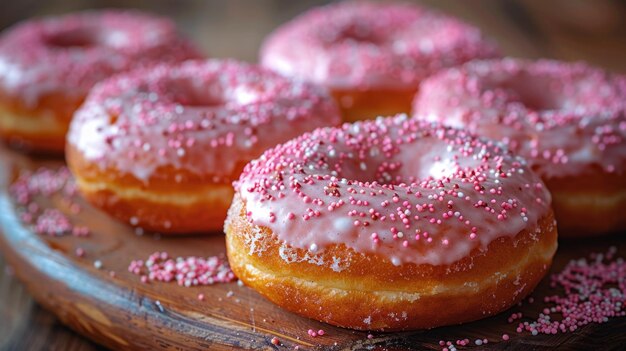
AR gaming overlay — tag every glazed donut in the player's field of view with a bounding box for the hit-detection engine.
[225,115,557,330]
[413,58,626,236]
[260,1,498,123]
[66,60,341,233]
[0,10,201,153]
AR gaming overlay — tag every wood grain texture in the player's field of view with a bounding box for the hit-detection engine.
[0,0,626,350]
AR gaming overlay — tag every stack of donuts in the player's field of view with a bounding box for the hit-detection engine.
[1,0,624,332]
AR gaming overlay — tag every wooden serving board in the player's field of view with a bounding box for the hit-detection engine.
[0,145,625,351]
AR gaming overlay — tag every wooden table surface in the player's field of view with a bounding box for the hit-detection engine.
[1,1,625,350]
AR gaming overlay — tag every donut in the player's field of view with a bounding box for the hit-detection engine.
[260,1,498,123]
[413,58,626,236]
[225,115,557,330]
[0,10,202,153]
[66,60,341,234]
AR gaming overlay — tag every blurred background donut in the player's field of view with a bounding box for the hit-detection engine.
[2,0,625,70]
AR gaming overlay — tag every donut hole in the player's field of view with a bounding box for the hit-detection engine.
[46,28,99,48]
[488,72,564,111]
[339,29,379,44]
[332,139,460,185]
[176,92,225,108]
[167,78,227,108]
[323,24,383,46]
[108,114,119,125]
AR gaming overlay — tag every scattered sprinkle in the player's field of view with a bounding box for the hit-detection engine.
[128,251,236,286]
[10,167,90,237]
[515,247,625,335]
[437,248,625,350]
[155,300,164,313]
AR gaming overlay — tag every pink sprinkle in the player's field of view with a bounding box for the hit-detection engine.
[271,337,280,345]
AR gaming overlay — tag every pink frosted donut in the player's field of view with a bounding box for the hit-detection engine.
[0,10,202,152]
[226,115,557,330]
[260,1,499,122]
[413,58,626,236]
[66,59,341,233]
